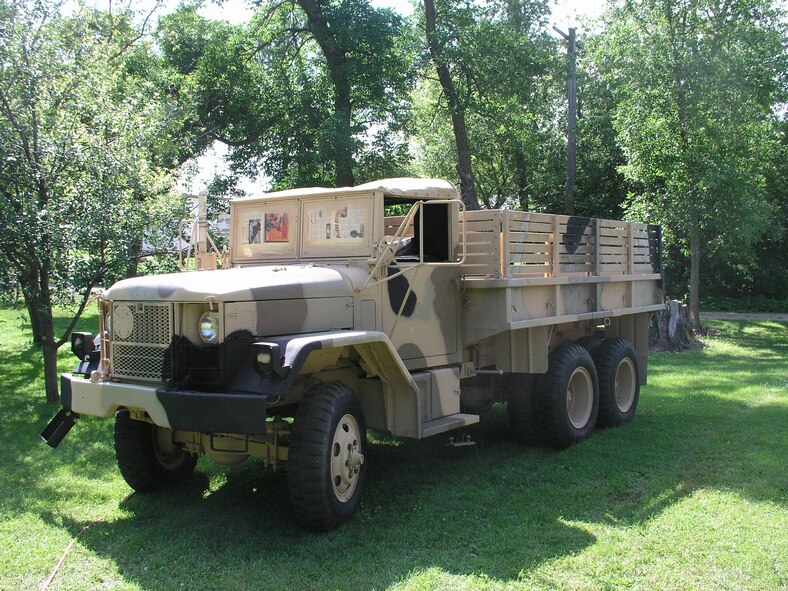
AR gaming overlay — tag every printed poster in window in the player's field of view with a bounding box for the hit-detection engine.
[244,218,262,244]
[264,213,289,243]
[307,205,366,242]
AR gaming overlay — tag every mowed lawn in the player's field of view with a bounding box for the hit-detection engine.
[0,306,785,591]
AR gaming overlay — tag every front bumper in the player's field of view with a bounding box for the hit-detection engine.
[60,374,269,435]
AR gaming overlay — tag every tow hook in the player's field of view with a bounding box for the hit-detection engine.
[40,408,79,448]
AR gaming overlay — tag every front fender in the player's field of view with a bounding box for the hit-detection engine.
[241,330,418,400]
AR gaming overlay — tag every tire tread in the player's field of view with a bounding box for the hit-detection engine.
[287,382,367,531]
[594,337,640,427]
[535,344,599,449]
[114,410,196,492]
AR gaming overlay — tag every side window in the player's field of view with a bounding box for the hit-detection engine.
[384,199,451,263]
[301,197,373,257]
[417,203,450,262]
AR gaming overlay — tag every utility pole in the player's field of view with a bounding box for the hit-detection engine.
[553,26,577,215]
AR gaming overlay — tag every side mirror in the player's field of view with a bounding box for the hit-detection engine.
[71,332,95,360]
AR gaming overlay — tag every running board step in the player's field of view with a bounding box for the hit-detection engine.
[420,413,479,438]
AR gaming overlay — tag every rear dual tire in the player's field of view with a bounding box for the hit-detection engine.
[594,337,640,427]
[536,344,600,449]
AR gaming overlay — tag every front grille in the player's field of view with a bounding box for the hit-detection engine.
[109,302,173,382]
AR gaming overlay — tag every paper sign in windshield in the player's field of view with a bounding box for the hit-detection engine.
[243,213,290,244]
[307,206,365,242]
[264,213,289,242]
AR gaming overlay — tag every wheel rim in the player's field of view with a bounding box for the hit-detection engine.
[615,357,637,412]
[566,366,593,429]
[330,414,365,503]
[153,427,188,470]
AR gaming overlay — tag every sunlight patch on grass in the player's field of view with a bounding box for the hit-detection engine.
[387,567,501,591]
[48,543,141,591]
[204,471,230,498]
[512,489,786,591]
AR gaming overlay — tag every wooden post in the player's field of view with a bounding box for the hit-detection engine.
[627,221,635,275]
[551,216,561,277]
[500,209,509,278]
[593,218,601,276]
[594,218,601,311]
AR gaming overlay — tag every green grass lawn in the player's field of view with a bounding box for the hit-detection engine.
[0,307,785,591]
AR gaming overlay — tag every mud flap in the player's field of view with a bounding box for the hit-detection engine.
[40,408,79,448]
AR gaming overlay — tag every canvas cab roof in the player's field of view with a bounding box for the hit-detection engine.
[230,178,460,204]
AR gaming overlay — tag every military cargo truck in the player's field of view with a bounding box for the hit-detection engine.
[42,178,664,530]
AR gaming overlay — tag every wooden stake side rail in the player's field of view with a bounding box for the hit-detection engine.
[384,215,413,237]
[459,210,661,279]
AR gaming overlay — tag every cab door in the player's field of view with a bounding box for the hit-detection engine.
[381,202,462,370]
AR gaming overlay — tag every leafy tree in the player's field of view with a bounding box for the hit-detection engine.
[158,0,414,190]
[573,56,629,220]
[700,116,788,302]
[416,0,564,211]
[0,0,183,402]
[594,0,787,328]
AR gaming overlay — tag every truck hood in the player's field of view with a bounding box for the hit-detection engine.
[103,265,369,302]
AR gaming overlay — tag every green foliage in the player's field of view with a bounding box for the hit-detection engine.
[593,0,787,307]
[700,295,788,314]
[574,59,628,220]
[2,309,786,589]
[413,0,567,211]
[0,0,186,399]
[137,254,182,277]
[0,0,185,292]
[701,117,788,301]
[0,1,176,292]
[158,0,415,189]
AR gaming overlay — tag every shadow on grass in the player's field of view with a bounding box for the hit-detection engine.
[6,315,786,590]
[37,388,786,591]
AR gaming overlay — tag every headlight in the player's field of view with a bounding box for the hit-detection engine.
[199,312,219,344]
[113,305,134,340]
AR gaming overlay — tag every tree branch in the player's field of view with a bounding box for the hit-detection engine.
[55,265,106,349]
[108,0,160,62]
[0,88,35,166]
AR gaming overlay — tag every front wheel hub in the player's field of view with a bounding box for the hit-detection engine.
[330,414,364,502]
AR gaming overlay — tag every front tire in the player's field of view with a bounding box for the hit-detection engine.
[287,382,367,531]
[114,409,197,492]
[536,344,599,449]
[594,338,640,427]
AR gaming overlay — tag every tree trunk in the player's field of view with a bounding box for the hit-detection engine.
[649,299,697,351]
[423,0,480,211]
[27,298,60,403]
[332,82,355,187]
[42,341,60,404]
[22,280,61,402]
[689,221,701,331]
[450,109,479,210]
[296,0,355,188]
[512,147,530,211]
